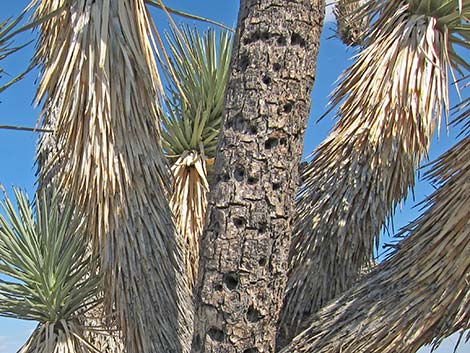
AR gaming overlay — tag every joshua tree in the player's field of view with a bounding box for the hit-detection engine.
[32,1,193,352]
[0,1,470,353]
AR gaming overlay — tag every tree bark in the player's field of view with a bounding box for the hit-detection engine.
[191,1,325,352]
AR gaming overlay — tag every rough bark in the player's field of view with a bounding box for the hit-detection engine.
[191,1,325,352]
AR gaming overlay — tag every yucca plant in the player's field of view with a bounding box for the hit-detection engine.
[162,26,232,288]
[0,2,64,94]
[0,188,102,353]
[280,0,470,343]
[163,27,232,160]
[7,0,469,352]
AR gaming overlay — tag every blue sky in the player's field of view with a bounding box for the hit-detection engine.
[0,1,468,352]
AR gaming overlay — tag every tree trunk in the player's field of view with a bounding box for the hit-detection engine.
[191,1,325,352]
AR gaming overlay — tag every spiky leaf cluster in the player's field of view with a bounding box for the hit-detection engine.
[0,12,29,93]
[162,26,232,159]
[0,188,102,353]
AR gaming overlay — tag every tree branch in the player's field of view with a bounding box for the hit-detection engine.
[280,137,470,353]
[145,0,234,32]
[0,125,53,133]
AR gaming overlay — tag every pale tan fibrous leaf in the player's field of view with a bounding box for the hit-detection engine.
[82,305,124,353]
[32,0,193,352]
[170,151,209,288]
[18,321,100,353]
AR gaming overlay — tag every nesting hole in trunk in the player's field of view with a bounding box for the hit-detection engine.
[224,272,239,290]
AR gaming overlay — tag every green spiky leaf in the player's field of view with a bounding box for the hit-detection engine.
[0,188,101,323]
[162,26,232,159]
[0,12,30,93]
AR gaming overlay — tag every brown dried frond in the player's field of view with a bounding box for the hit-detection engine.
[170,151,209,289]
[36,53,125,353]
[19,320,100,353]
[83,304,124,353]
[280,2,452,343]
[281,136,470,353]
[33,1,192,352]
